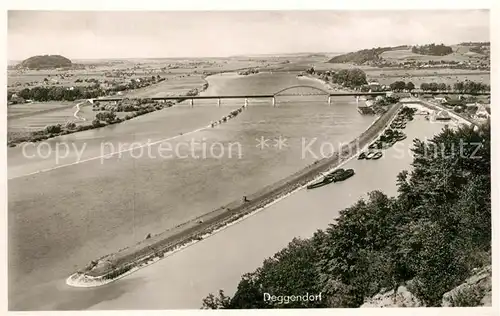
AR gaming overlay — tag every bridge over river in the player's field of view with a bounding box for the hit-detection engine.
[91,84,490,107]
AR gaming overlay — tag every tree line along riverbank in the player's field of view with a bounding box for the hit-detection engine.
[202,118,491,308]
[66,100,402,288]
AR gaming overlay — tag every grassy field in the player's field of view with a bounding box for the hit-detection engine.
[371,73,490,86]
[7,102,75,119]
[120,74,207,98]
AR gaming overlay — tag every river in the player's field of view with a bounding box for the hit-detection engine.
[9,72,385,310]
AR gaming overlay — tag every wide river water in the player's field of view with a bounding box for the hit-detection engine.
[8,72,446,310]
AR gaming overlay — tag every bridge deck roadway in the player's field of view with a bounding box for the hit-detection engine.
[92,91,490,102]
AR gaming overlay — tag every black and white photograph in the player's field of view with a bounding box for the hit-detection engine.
[3,3,497,313]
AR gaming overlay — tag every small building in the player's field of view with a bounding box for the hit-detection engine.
[367,81,382,91]
[435,110,451,121]
[434,95,447,104]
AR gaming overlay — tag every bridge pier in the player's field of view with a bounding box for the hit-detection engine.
[328,96,331,106]
[217,98,221,107]
[244,98,248,107]
[190,99,194,107]
[272,97,276,107]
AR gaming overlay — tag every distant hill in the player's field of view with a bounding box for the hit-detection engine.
[328,42,490,69]
[328,45,410,64]
[17,55,72,69]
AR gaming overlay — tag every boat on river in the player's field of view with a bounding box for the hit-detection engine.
[365,151,376,159]
[306,177,334,190]
[307,168,355,189]
[396,134,407,141]
[370,152,383,160]
[333,168,355,182]
[325,168,345,180]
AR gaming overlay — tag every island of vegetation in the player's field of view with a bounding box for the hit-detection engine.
[238,68,260,76]
[202,120,491,308]
[17,54,72,69]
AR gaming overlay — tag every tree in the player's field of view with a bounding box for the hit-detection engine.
[92,118,102,128]
[420,82,430,91]
[454,82,465,92]
[428,82,439,92]
[346,68,368,87]
[65,121,77,130]
[437,83,447,91]
[95,111,117,123]
[45,124,62,134]
[406,82,415,91]
[390,81,406,91]
[331,68,367,88]
[201,290,232,309]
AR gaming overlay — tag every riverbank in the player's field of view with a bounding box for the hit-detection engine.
[303,74,355,93]
[66,100,403,287]
[400,97,476,127]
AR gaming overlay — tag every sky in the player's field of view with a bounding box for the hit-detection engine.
[7,10,490,60]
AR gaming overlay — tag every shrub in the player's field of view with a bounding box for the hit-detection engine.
[92,119,102,128]
[45,124,62,134]
[65,122,77,130]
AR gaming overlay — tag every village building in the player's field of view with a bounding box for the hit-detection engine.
[435,110,452,121]
[9,93,25,104]
[433,94,448,104]
[367,81,382,91]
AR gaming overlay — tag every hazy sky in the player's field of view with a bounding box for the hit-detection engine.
[8,10,490,60]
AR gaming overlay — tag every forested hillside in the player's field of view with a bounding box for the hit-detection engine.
[203,120,491,308]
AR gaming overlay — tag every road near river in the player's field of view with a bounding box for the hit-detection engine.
[8,72,447,310]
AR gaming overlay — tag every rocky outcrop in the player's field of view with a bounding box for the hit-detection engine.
[361,286,424,307]
[441,265,492,307]
[361,265,492,308]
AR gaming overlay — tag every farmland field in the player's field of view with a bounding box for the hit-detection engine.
[121,74,207,98]
[7,102,75,119]
[368,72,490,86]
[8,103,78,133]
